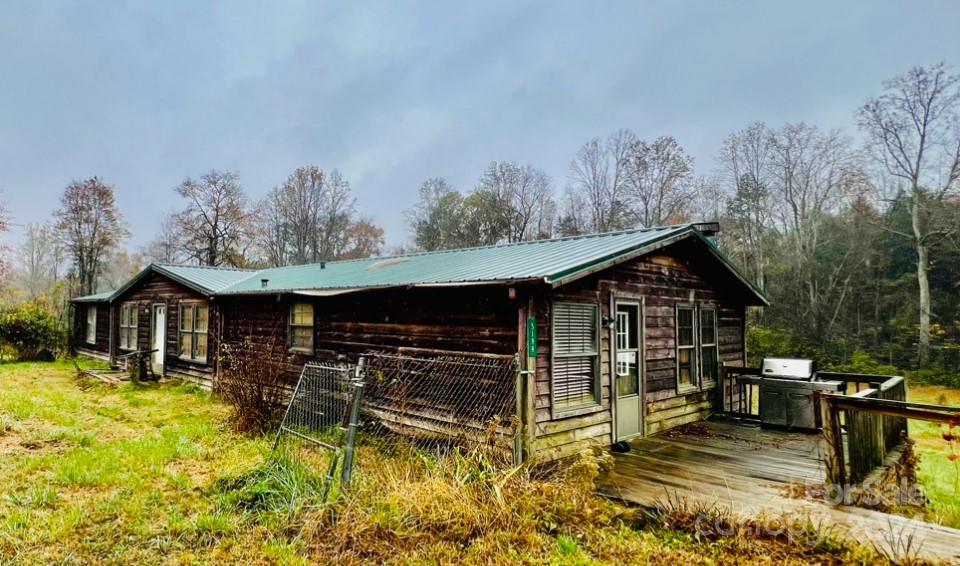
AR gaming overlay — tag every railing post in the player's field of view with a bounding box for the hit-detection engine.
[818,391,846,487]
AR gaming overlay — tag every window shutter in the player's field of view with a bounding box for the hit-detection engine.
[552,302,599,410]
[553,303,597,355]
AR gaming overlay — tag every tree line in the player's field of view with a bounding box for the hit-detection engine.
[0,63,957,373]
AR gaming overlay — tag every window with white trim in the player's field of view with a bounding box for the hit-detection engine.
[289,303,314,352]
[676,305,696,390]
[552,302,599,411]
[120,303,138,350]
[85,306,97,345]
[179,303,208,362]
[699,307,718,384]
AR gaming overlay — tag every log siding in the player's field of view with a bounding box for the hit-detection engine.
[526,238,748,462]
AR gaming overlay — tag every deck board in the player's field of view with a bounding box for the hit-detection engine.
[600,419,960,563]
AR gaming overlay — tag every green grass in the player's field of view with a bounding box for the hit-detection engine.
[0,360,910,564]
[907,384,960,529]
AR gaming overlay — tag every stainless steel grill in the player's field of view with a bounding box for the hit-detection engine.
[761,357,815,380]
[756,357,841,430]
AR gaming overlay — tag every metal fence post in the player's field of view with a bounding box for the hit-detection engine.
[340,356,365,489]
[514,354,523,465]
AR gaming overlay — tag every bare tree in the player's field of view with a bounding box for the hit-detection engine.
[566,129,636,233]
[54,177,127,296]
[857,63,960,364]
[141,213,183,264]
[259,166,370,265]
[626,136,696,227]
[17,223,67,299]
[0,198,10,283]
[173,170,249,267]
[338,217,385,260]
[717,122,774,291]
[476,161,554,242]
[408,177,465,251]
[767,123,857,339]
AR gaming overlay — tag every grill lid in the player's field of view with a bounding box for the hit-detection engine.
[761,358,815,380]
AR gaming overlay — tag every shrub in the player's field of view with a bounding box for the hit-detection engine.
[0,303,63,361]
[745,326,817,366]
[826,350,900,376]
[905,368,960,388]
[215,329,290,434]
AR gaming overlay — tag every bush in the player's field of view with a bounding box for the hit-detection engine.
[215,331,290,434]
[745,326,817,367]
[825,350,900,376]
[905,368,960,388]
[0,303,63,361]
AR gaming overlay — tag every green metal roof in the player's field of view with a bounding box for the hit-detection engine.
[153,264,256,294]
[218,224,768,305]
[69,224,768,306]
[72,290,115,302]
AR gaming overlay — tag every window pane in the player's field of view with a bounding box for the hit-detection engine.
[678,348,693,386]
[616,352,639,396]
[180,306,193,331]
[196,333,208,361]
[701,345,718,382]
[195,306,208,333]
[677,307,694,347]
[291,303,313,326]
[180,332,192,358]
[700,309,716,344]
[291,327,313,349]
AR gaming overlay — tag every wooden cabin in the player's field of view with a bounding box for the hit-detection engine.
[71,223,766,462]
[70,264,253,383]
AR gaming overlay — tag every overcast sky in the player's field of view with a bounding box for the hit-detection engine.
[1,1,958,251]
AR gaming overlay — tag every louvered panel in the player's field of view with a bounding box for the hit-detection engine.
[553,303,597,355]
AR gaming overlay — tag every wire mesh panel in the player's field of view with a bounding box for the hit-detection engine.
[359,352,520,463]
[275,362,355,450]
[273,362,364,500]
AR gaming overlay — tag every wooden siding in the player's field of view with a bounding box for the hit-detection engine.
[112,271,215,382]
[74,302,111,355]
[217,286,520,385]
[528,237,747,462]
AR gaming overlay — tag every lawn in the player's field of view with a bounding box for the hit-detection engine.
[0,360,924,564]
[907,385,960,529]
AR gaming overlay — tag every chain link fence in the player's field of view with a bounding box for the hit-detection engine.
[360,352,521,464]
[273,351,522,497]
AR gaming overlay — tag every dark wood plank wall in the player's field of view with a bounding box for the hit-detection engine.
[113,272,215,382]
[217,286,519,384]
[75,302,112,356]
[529,239,748,461]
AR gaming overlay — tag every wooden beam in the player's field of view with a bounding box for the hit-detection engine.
[818,392,846,486]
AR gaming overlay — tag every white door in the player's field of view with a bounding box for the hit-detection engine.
[152,304,166,374]
[615,301,643,440]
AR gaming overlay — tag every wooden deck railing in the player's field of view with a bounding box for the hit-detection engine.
[820,375,960,485]
[717,364,763,419]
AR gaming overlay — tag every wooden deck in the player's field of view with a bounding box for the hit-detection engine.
[600,419,960,563]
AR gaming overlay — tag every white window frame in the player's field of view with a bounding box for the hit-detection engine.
[288,302,314,353]
[551,301,601,417]
[119,303,138,351]
[85,306,97,345]
[178,302,209,363]
[675,304,697,393]
[699,306,719,388]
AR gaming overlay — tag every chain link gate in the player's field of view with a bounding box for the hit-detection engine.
[273,352,522,502]
[272,361,364,502]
